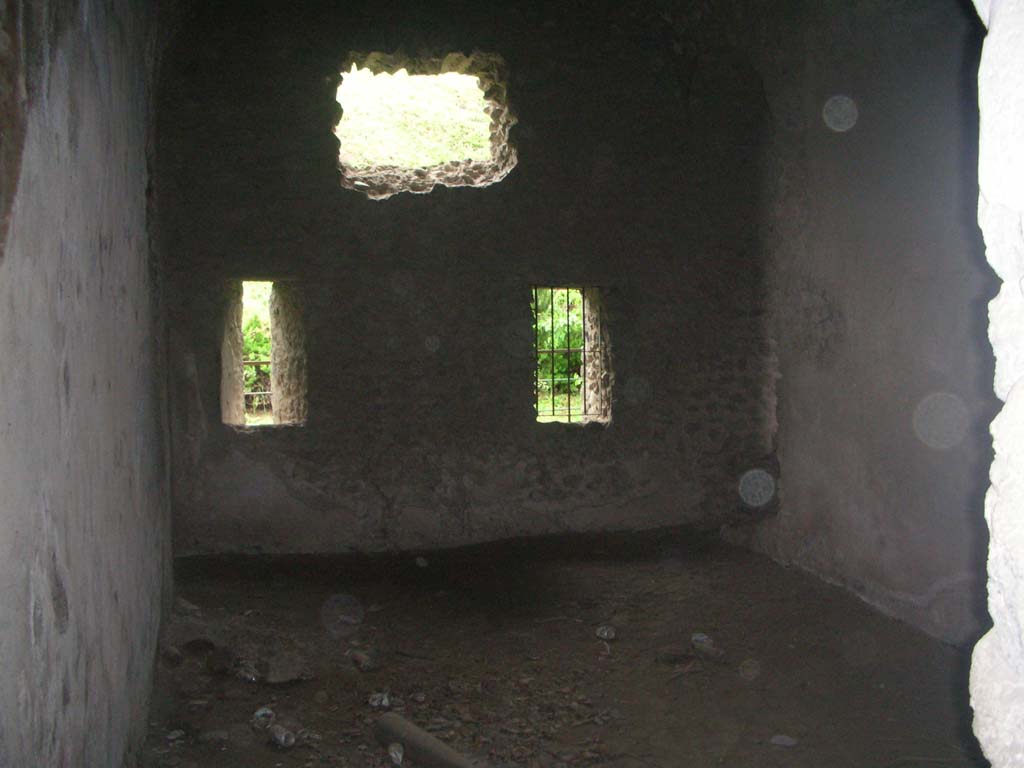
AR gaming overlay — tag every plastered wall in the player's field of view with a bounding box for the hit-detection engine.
[0,1,169,765]
[0,0,26,253]
[160,0,779,556]
[968,0,1024,764]
[725,0,997,645]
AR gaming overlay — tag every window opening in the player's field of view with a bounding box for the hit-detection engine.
[221,280,307,427]
[334,52,517,199]
[242,281,273,425]
[337,68,492,170]
[532,287,610,424]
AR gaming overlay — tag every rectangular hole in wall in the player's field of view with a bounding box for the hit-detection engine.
[221,279,308,427]
[531,286,611,424]
[334,53,518,199]
[242,281,273,425]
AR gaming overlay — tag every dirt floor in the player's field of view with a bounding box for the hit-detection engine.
[142,530,988,768]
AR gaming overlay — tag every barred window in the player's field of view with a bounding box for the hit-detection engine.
[531,286,611,424]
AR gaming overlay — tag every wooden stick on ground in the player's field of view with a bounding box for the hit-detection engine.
[374,712,482,768]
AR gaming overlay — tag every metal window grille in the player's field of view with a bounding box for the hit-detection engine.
[532,286,605,423]
[243,360,272,421]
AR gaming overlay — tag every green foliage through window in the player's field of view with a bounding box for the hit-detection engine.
[335,67,492,170]
[532,287,586,423]
[242,281,273,424]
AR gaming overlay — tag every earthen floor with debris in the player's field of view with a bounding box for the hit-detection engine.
[144,531,985,768]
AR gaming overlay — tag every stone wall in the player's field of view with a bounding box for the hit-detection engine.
[270,281,308,425]
[725,0,997,644]
[0,1,169,765]
[0,0,25,254]
[968,0,1024,764]
[160,0,995,648]
[220,280,245,426]
[159,0,778,555]
[581,286,612,424]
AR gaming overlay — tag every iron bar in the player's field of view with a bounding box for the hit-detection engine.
[532,285,599,423]
[536,286,544,421]
[549,287,555,417]
[565,288,571,419]
[582,287,587,419]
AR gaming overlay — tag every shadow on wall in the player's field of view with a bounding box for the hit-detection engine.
[728,0,998,646]
[0,1,26,256]
[953,0,998,638]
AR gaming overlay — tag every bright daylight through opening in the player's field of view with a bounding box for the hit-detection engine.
[333,55,518,200]
[532,286,610,424]
[242,281,273,425]
[336,67,491,170]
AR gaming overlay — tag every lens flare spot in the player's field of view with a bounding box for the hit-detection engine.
[738,468,776,508]
[913,392,968,450]
[823,95,858,132]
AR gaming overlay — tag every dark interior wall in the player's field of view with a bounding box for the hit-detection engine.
[0,0,26,254]
[727,0,996,644]
[159,0,779,555]
[160,0,994,645]
[0,0,169,764]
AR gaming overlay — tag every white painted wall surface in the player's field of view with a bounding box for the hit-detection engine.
[969,0,1024,765]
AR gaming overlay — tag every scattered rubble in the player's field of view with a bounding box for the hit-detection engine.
[268,723,296,749]
[351,647,380,672]
[234,656,260,683]
[146,546,947,768]
[320,593,366,639]
[251,706,276,730]
[387,741,405,766]
[690,632,725,661]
